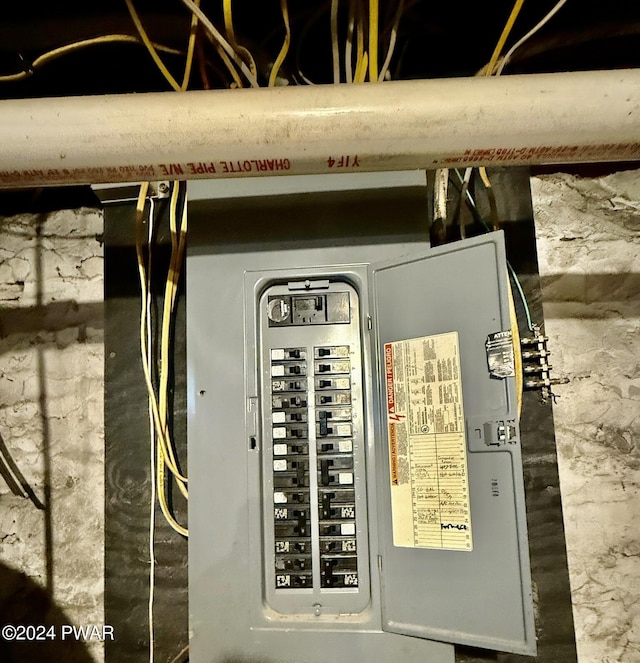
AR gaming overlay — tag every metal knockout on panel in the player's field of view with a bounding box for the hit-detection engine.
[186,173,535,663]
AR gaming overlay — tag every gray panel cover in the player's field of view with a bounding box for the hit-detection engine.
[370,232,536,655]
[187,178,455,663]
[187,176,534,662]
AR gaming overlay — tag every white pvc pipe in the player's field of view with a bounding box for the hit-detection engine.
[0,69,638,188]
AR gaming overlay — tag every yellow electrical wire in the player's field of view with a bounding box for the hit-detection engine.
[135,194,189,485]
[179,0,260,87]
[454,2,527,421]
[181,0,200,91]
[269,0,291,87]
[223,0,258,78]
[507,274,524,418]
[135,184,189,537]
[139,0,260,545]
[355,0,366,81]
[486,0,526,76]
[223,0,238,49]
[483,0,527,413]
[496,0,567,75]
[133,3,198,499]
[158,183,188,500]
[355,52,369,83]
[156,185,189,536]
[478,166,491,188]
[157,440,189,536]
[477,165,499,229]
[475,1,527,222]
[368,0,379,82]
[125,0,182,91]
[216,44,244,88]
[0,35,183,83]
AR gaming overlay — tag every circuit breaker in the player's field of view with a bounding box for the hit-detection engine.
[187,173,536,663]
[260,281,371,614]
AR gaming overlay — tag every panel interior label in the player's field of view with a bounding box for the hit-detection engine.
[385,332,472,551]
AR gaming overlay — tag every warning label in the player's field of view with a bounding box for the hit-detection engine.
[385,332,472,551]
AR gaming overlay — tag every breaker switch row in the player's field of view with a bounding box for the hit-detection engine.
[275,574,312,589]
[319,439,353,453]
[317,392,351,405]
[272,379,307,392]
[272,395,306,409]
[271,348,306,361]
[315,346,350,358]
[271,347,312,591]
[321,557,358,588]
[314,346,358,589]
[316,377,351,390]
[273,442,307,456]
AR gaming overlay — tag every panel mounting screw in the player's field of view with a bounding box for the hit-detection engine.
[313,603,322,616]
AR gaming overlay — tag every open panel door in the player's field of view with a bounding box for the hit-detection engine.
[370,232,536,655]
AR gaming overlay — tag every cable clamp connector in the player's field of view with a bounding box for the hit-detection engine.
[148,181,171,199]
[521,324,569,404]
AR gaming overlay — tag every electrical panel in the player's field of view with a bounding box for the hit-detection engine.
[260,281,371,614]
[187,175,536,663]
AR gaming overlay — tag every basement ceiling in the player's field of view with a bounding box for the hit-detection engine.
[0,0,639,99]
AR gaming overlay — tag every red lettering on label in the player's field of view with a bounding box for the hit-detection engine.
[385,344,395,415]
[212,157,292,173]
[158,163,184,176]
[326,155,360,169]
[188,162,217,174]
[443,143,640,166]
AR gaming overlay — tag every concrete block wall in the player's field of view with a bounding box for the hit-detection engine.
[0,208,104,662]
[533,170,640,662]
[0,170,638,661]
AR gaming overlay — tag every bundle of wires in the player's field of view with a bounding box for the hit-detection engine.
[135,181,188,661]
[0,1,414,89]
[128,4,298,658]
[135,181,189,536]
[341,0,405,84]
[440,0,568,417]
[480,0,569,415]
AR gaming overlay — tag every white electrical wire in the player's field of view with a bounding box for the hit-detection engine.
[146,196,157,663]
[345,0,356,83]
[331,0,341,84]
[379,0,404,81]
[178,0,260,87]
[496,0,569,75]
